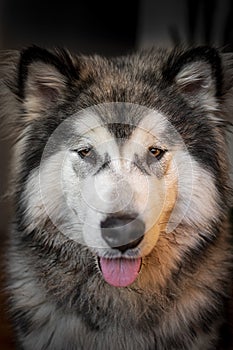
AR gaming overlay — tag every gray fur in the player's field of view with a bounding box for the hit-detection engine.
[1,46,233,349]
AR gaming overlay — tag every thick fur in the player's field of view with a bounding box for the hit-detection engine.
[1,46,233,350]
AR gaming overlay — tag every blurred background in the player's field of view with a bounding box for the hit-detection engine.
[0,0,233,348]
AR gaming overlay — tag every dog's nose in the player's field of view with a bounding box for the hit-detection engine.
[100,216,145,253]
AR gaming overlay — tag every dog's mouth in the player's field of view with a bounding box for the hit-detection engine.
[98,256,142,287]
[97,215,145,287]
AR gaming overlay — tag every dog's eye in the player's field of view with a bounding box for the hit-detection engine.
[148,147,166,160]
[77,148,93,159]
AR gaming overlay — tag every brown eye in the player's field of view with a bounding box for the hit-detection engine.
[148,147,166,160]
[78,148,92,159]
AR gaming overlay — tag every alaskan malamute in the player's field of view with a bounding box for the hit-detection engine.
[1,46,233,349]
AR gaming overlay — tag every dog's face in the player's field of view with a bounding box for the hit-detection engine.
[37,106,177,253]
[12,46,228,287]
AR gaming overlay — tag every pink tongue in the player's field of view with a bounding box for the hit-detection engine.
[99,257,141,287]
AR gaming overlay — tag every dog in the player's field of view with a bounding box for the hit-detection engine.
[1,46,233,349]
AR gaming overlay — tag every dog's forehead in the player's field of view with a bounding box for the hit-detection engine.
[71,106,168,144]
[107,123,135,139]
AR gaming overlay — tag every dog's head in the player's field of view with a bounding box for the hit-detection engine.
[5,46,230,287]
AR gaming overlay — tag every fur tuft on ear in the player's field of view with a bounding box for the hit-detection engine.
[163,47,222,110]
[18,46,78,118]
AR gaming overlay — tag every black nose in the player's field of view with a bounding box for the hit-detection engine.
[100,215,145,253]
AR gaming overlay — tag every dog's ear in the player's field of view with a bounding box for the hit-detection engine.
[163,47,222,110]
[18,46,78,118]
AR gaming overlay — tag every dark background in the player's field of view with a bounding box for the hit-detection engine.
[0,0,233,348]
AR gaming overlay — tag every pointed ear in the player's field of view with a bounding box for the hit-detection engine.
[18,46,78,119]
[163,47,222,110]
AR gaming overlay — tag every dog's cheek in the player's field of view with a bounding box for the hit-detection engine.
[160,162,179,230]
[138,164,178,257]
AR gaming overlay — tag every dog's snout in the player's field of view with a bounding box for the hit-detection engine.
[100,215,145,253]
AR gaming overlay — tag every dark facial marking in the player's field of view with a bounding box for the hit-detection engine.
[94,153,111,175]
[107,123,135,140]
[134,154,151,176]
